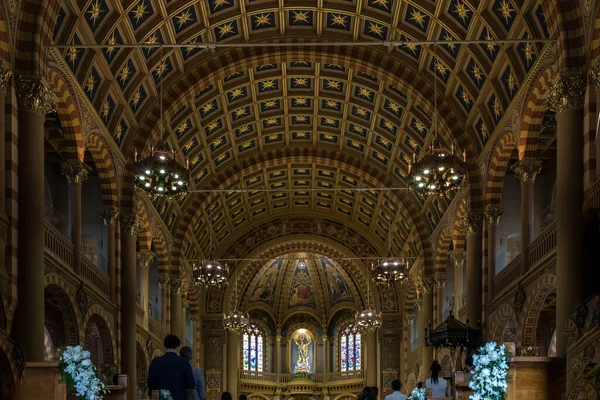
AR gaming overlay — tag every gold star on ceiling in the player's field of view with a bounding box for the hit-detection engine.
[118,65,131,84]
[350,140,361,148]
[444,33,457,53]
[293,11,310,24]
[212,0,229,11]
[211,138,224,148]
[294,98,308,106]
[215,154,227,162]
[131,89,143,108]
[522,42,535,65]
[260,80,276,90]
[367,22,385,38]
[183,139,194,151]
[293,78,309,87]
[414,120,426,134]
[114,125,123,141]
[206,121,220,132]
[453,2,469,22]
[485,31,497,55]
[358,87,373,100]
[154,60,168,78]
[87,0,104,27]
[294,115,308,123]
[330,14,348,28]
[408,138,419,150]
[238,125,250,134]
[326,80,341,90]
[295,132,308,138]
[101,101,111,118]
[84,75,96,93]
[506,71,517,93]
[352,125,364,134]
[176,120,189,134]
[493,97,502,117]
[266,118,279,126]
[325,100,339,108]
[217,22,235,38]
[379,137,390,146]
[370,0,389,10]
[323,134,334,140]
[435,60,449,77]
[105,32,117,57]
[460,90,471,106]
[176,9,193,29]
[386,101,401,114]
[254,13,272,27]
[401,153,411,164]
[471,63,484,83]
[241,141,252,149]
[383,120,395,131]
[201,102,215,115]
[263,100,278,109]
[267,133,280,140]
[404,42,419,55]
[480,122,489,140]
[132,1,148,24]
[234,108,248,118]
[354,107,368,118]
[324,118,336,125]
[497,0,514,23]
[66,47,79,64]
[410,9,426,28]
[229,88,245,100]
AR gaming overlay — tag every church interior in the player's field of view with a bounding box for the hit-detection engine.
[0,0,600,398]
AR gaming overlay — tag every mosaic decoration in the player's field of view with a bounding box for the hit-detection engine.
[321,257,352,306]
[288,259,316,309]
[249,257,283,306]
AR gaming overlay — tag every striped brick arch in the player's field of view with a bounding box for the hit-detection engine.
[452,201,467,252]
[46,68,85,162]
[434,227,452,274]
[0,11,10,65]
[540,0,586,72]
[151,227,170,275]
[134,197,153,252]
[83,304,117,364]
[518,64,556,161]
[44,276,82,347]
[485,131,518,207]
[488,303,519,344]
[85,133,118,208]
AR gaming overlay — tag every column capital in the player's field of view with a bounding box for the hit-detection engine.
[189,314,201,322]
[61,161,89,184]
[513,160,542,183]
[156,274,171,289]
[170,278,185,294]
[547,73,585,114]
[461,212,483,236]
[99,208,119,225]
[590,65,600,90]
[15,76,54,114]
[137,251,156,268]
[448,250,467,267]
[433,272,447,288]
[484,206,504,225]
[404,312,415,324]
[120,213,142,236]
[0,62,11,94]
[416,277,434,294]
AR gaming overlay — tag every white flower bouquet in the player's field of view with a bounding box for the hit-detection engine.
[159,389,175,400]
[409,386,426,400]
[58,345,108,400]
[469,341,510,400]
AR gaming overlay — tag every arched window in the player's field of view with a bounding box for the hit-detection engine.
[340,324,361,372]
[242,324,264,372]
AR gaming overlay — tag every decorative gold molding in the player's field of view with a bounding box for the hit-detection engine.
[433,272,447,288]
[189,314,201,322]
[589,65,600,90]
[156,274,171,289]
[448,250,466,267]
[0,62,12,95]
[120,213,142,236]
[170,278,185,294]
[416,277,434,294]
[484,206,504,225]
[15,76,55,114]
[137,251,156,268]
[513,159,542,183]
[461,212,483,236]
[546,73,585,114]
[61,161,89,184]
[404,313,415,324]
[99,208,119,225]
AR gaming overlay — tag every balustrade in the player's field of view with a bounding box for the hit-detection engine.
[44,222,74,266]
[494,255,520,295]
[81,255,110,296]
[149,316,164,339]
[238,370,365,384]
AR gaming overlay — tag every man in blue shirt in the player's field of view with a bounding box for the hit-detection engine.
[180,346,206,400]
[147,334,195,400]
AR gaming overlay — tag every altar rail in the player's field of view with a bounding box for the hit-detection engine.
[239,370,365,384]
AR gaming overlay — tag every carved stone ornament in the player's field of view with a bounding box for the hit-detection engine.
[590,64,600,90]
[98,208,119,225]
[156,274,171,289]
[519,346,539,356]
[15,76,55,114]
[120,213,142,236]
[583,344,595,363]
[170,278,185,294]
[404,313,415,324]
[146,335,153,356]
[592,308,600,326]
[448,250,466,267]
[546,74,585,114]
[461,212,484,236]
[13,345,24,371]
[76,283,88,313]
[433,272,448,288]
[0,62,11,94]
[576,305,588,328]
[513,160,542,183]
[416,277,434,294]
[484,206,504,225]
[182,298,191,309]
[137,251,156,268]
[61,162,89,184]
[189,314,202,322]
[514,284,526,312]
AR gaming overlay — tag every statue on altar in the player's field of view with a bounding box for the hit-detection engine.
[291,329,313,373]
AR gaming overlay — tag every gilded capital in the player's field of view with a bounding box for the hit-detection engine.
[156,274,171,289]
[416,277,434,294]
[404,312,415,324]
[189,314,201,322]
[461,212,483,236]
[449,250,466,267]
[0,62,12,94]
[513,160,542,183]
[546,73,585,114]
[182,298,191,309]
[120,213,142,236]
[590,65,600,90]
[99,208,119,225]
[484,206,504,225]
[16,76,54,114]
[137,251,156,268]
[433,272,447,288]
[61,162,89,184]
[170,278,185,294]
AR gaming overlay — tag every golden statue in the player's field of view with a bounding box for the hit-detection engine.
[293,331,312,373]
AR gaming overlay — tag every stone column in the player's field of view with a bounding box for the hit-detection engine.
[62,162,88,273]
[15,77,54,361]
[322,336,328,375]
[400,313,413,385]
[365,330,378,386]
[484,207,503,300]
[0,64,11,298]
[590,66,600,178]
[449,250,466,316]
[120,213,141,400]
[274,335,282,374]
[514,160,542,274]
[547,74,585,357]
[138,251,155,329]
[463,213,483,328]
[100,208,119,302]
[417,279,434,373]
[170,279,184,339]
[227,331,240,398]
[433,272,447,323]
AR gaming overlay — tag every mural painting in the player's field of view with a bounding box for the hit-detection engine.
[288,260,316,308]
[321,257,353,305]
[249,257,283,306]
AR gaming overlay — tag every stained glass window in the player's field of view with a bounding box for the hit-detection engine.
[340,324,361,372]
[242,324,264,372]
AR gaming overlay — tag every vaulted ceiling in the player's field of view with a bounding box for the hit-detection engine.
[53,0,551,261]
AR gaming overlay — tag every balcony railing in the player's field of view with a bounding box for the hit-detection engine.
[239,370,365,384]
[494,254,520,295]
[149,316,163,338]
[81,255,110,296]
[44,222,74,266]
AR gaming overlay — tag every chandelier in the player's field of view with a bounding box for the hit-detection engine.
[223,263,248,333]
[355,276,382,332]
[407,44,466,197]
[192,259,228,287]
[134,148,190,200]
[371,257,408,285]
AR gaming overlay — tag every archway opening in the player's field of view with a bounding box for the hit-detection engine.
[44,284,79,350]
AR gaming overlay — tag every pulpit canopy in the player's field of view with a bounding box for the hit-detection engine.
[425,311,480,348]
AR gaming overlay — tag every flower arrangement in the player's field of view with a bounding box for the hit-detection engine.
[58,345,108,400]
[409,386,426,400]
[469,342,510,400]
[159,390,175,400]
[292,371,313,380]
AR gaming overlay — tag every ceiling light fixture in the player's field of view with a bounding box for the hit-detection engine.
[134,46,190,200]
[223,262,249,333]
[408,44,466,197]
[193,204,229,287]
[355,277,382,332]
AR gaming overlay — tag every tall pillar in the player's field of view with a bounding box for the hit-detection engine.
[138,251,155,329]
[365,331,378,386]
[322,336,328,375]
[227,331,239,398]
[417,279,434,374]
[433,272,447,322]
[514,160,542,274]
[14,77,54,361]
[0,65,11,298]
[449,250,466,316]
[547,74,585,357]
[274,335,282,374]
[120,213,141,400]
[100,208,119,302]
[170,280,183,339]
[62,162,88,273]
[484,207,503,300]
[463,213,483,328]
[400,313,413,385]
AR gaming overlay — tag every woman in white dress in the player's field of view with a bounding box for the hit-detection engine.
[425,361,450,398]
